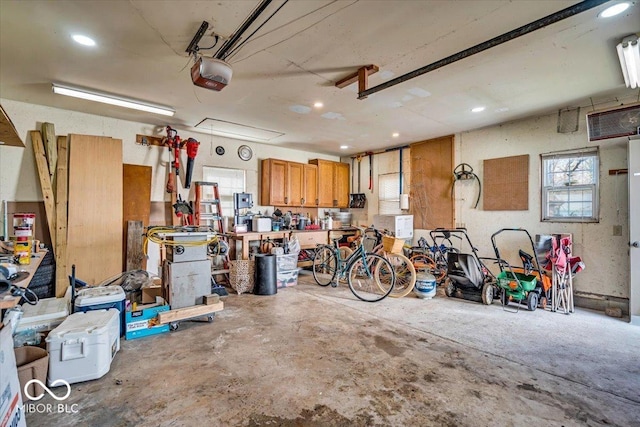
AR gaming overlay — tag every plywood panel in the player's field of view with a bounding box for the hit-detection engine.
[123,164,151,270]
[67,134,123,284]
[483,154,529,210]
[55,136,68,297]
[410,136,454,229]
[0,104,24,147]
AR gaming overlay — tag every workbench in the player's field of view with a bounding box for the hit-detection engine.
[228,228,361,261]
[0,250,49,310]
[229,229,328,260]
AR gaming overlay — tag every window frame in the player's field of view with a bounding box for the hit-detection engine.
[378,172,404,215]
[540,148,599,223]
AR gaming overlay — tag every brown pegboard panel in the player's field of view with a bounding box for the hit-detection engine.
[483,154,529,211]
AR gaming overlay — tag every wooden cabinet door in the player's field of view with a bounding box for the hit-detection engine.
[312,160,335,207]
[303,164,318,206]
[288,162,304,206]
[261,159,288,206]
[335,162,350,208]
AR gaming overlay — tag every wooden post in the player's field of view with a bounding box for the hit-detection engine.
[55,136,68,297]
[30,130,56,250]
[42,122,57,182]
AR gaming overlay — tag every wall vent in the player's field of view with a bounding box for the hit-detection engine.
[586,103,640,141]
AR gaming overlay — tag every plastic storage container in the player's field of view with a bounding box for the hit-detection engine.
[16,297,69,333]
[74,286,126,336]
[46,309,120,385]
[277,269,300,288]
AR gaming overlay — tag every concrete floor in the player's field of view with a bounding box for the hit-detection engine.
[28,272,640,427]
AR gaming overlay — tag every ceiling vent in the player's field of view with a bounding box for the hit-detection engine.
[586,103,640,141]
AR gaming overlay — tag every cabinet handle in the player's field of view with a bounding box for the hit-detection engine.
[315,198,319,205]
[285,197,288,204]
[333,200,337,207]
[301,198,305,205]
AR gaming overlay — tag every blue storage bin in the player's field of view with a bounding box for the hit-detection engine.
[74,286,126,336]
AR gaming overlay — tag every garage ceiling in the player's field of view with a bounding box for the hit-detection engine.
[0,0,638,155]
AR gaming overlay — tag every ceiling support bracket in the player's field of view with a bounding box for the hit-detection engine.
[335,65,379,97]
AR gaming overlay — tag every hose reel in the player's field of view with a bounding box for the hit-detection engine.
[451,163,481,209]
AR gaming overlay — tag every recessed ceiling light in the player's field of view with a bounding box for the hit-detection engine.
[72,34,96,46]
[599,2,630,18]
[392,132,400,138]
[314,102,323,108]
[340,145,348,149]
[471,106,485,113]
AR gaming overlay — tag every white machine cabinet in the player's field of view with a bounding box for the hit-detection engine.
[372,215,414,239]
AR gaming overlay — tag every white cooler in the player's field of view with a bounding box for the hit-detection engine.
[46,309,120,385]
[16,297,70,333]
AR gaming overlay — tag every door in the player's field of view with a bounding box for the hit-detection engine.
[261,159,288,206]
[313,160,334,207]
[630,136,640,325]
[335,162,350,207]
[288,162,304,206]
[304,164,318,206]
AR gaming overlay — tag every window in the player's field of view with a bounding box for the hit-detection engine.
[202,166,246,217]
[378,173,403,215]
[541,149,599,222]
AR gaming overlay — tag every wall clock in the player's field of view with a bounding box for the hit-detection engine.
[238,145,253,161]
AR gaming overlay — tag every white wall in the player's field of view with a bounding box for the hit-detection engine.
[454,104,631,300]
[0,98,338,231]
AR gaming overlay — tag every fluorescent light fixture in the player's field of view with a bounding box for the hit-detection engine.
[313,101,323,108]
[617,35,640,89]
[599,2,630,18]
[52,84,175,116]
[392,132,400,138]
[471,106,485,113]
[72,34,96,46]
[340,145,348,149]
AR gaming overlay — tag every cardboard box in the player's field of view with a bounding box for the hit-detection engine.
[125,303,170,340]
[0,324,28,427]
[141,284,163,304]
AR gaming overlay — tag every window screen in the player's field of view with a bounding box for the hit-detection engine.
[378,173,403,215]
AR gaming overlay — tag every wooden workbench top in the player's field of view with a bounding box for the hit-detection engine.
[0,250,48,309]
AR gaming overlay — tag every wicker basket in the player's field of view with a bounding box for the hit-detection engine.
[382,235,405,254]
[229,260,255,294]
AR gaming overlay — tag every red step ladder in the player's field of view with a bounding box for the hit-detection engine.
[194,181,224,233]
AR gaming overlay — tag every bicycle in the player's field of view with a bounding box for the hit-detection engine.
[363,227,417,298]
[312,230,396,302]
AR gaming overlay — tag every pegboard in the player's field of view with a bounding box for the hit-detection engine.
[483,154,529,211]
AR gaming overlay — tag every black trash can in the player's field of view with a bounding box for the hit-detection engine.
[254,254,277,295]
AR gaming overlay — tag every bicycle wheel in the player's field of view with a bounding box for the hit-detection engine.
[312,245,337,286]
[348,253,395,302]
[381,252,416,298]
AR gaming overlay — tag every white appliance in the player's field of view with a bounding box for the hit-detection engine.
[46,309,120,385]
[372,215,414,239]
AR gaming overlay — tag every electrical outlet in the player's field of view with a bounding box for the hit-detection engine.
[613,225,622,236]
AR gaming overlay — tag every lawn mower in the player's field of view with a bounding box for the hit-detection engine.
[491,228,552,312]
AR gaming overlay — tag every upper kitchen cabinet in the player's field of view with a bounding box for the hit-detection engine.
[261,159,318,207]
[309,159,350,208]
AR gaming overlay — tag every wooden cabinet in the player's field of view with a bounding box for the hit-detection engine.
[261,159,288,206]
[261,159,318,207]
[309,159,350,208]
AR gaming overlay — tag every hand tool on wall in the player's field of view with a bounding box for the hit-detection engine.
[163,126,185,194]
[184,137,200,189]
[451,163,482,208]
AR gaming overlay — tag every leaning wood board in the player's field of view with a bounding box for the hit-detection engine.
[30,131,56,249]
[55,136,69,297]
[410,136,454,229]
[67,134,123,285]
